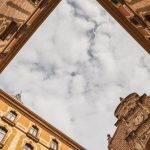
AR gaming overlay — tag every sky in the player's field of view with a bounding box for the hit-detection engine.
[1,0,150,149]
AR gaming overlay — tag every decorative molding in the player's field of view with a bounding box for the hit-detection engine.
[0,89,86,150]
[96,0,150,55]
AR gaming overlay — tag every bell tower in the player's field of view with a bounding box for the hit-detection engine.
[0,0,61,73]
[109,93,150,150]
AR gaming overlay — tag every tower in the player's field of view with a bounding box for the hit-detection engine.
[0,0,61,73]
[109,93,150,150]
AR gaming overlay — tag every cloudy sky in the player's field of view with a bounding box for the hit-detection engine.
[1,0,150,149]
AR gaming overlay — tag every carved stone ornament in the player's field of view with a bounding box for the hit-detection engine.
[134,142,143,150]
[134,115,144,126]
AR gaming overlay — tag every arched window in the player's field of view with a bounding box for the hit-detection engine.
[6,110,17,122]
[29,126,38,137]
[0,127,7,142]
[24,143,33,150]
[50,139,58,150]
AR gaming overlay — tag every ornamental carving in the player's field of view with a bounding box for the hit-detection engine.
[108,93,150,150]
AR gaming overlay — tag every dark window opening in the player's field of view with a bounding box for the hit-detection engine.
[0,21,19,41]
[31,0,40,4]
[130,17,141,26]
[24,143,33,150]
[144,14,150,22]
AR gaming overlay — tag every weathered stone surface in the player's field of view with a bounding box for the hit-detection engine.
[109,93,150,150]
[0,0,61,73]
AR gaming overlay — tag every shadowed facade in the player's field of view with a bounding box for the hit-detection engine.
[0,0,61,73]
[108,93,150,150]
[0,89,86,150]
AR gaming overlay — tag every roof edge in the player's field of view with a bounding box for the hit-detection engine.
[0,89,86,150]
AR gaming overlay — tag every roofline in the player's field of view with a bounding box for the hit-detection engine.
[0,89,86,150]
[0,0,62,73]
[96,0,150,55]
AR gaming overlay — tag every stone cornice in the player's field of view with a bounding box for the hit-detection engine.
[96,0,150,54]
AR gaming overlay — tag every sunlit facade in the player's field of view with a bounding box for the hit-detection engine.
[0,89,85,150]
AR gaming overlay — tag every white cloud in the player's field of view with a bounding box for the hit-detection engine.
[1,0,150,150]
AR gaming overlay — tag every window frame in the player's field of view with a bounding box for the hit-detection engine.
[30,0,40,5]
[6,110,17,122]
[0,126,8,148]
[24,143,34,150]
[2,110,18,126]
[26,125,39,143]
[144,14,150,22]
[29,125,38,137]
[0,20,19,41]
[50,139,59,150]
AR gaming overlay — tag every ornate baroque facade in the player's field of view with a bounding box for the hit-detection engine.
[0,0,61,73]
[0,89,86,150]
[108,93,150,150]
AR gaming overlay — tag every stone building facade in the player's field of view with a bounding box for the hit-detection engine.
[0,89,86,150]
[1,0,150,73]
[108,93,150,150]
[0,0,61,72]
[97,0,150,54]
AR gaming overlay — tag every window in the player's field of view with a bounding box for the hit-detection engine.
[130,17,141,26]
[6,111,17,122]
[111,0,122,5]
[29,126,38,137]
[50,140,58,150]
[31,0,40,4]
[0,21,19,41]
[146,139,150,150]
[24,143,33,150]
[144,14,150,22]
[0,127,7,142]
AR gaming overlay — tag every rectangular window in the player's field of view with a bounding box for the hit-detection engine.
[29,126,38,137]
[6,111,17,122]
[51,140,58,150]
[0,127,7,142]
[111,0,122,5]
[24,143,33,150]
[31,0,40,5]
[0,21,19,41]
[145,14,150,22]
[130,17,141,26]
